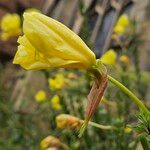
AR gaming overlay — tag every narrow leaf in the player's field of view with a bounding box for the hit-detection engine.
[79,74,108,136]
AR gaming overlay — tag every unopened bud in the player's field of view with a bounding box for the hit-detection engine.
[40,136,61,150]
[56,114,81,129]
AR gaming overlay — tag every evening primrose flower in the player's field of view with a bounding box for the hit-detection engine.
[51,95,62,110]
[113,14,129,35]
[35,90,47,102]
[0,13,21,41]
[13,12,108,134]
[100,49,117,65]
[13,12,96,70]
[48,74,65,90]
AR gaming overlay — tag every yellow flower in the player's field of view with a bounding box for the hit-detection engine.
[51,95,62,110]
[114,26,125,34]
[40,136,61,150]
[48,74,64,90]
[0,13,21,41]
[114,14,129,35]
[100,49,117,65]
[56,114,81,129]
[124,127,132,133]
[35,90,47,102]
[120,55,130,65]
[13,12,96,70]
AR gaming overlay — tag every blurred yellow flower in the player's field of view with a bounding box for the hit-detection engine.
[51,95,62,110]
[56,114,81,129]
[124,127,132,133]
[40,136,61,150]
[13,12,96,70]
[120,55,130,65]
[0,13,21,41]
[48,74,64,90]
[100,49,117,65]
[114,14,129,35]
[35,90,47,102]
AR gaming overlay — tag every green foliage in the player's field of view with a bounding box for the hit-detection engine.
[135,111,150,135]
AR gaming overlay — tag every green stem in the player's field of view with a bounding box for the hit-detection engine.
[79,119,114,137]
[80,120,114,130]
[108,75,150,115]
[88,121,114,130]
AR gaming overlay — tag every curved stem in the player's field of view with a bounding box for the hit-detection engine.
[88,121,114,130]
[108,75,150,115]
[79,119,113,137]
[80,120,114,130]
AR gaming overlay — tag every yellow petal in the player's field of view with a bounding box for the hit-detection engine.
[100,49,117,65]
[13,36,51,70]
[13,12,96,70]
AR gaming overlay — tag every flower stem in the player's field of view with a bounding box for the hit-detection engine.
[88,121,114,130]
[79,119,114,137]
[80,120,114,130]
[108,75,150,115]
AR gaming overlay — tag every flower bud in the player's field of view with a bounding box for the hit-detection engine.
[56,114,81,129]
[120,55,130,65]
[40,136,61,150]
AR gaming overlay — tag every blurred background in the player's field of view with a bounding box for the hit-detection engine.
[0,0,150,149]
